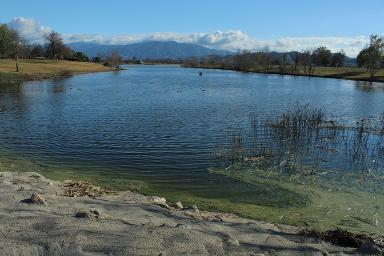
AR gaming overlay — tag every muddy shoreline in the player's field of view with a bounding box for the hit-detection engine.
[0,171,382,255]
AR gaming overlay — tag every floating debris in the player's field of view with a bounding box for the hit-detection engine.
[61,180,116,198]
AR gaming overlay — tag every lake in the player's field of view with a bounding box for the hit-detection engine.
[1,65,384,232]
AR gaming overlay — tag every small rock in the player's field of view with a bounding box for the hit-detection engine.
[191,204,199,214]
[90,209,102,218]
[29,193,46,205]
[151,196,170,209]
[75,211,92,219]
[75,209,102,219]
[2,180,11,185]
[176,224,191,230]
[29,174,42,180]
[174,201,183,210]
[227,237,240,247]
[152,196,167,205]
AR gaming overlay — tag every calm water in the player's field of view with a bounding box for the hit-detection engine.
[1,65,384,200]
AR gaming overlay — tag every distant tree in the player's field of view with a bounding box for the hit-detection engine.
[44,31,64,59]
[292,52,300,73]
[30,44,45,58]
[58,44,73,60]
[92,54,103,63]
[312,46,331,66]
[0,26,24,71]
[203,55,216,66]
[357,34,384,81]
[0,24,15,58]
[330,49,346,67]
[233,50,253,71]
[104,51,123,68]
[9,29,23,72]
[73,51,89,62]
[300,49,315,76]
[257,47,271,72]
[278,53,289,74]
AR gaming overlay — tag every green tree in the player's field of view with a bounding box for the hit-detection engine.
[0,24,14,58]
[30,44,45,58]
[357,35,384,81]
[330,49,346,67]
[312,46,331,66]
[0,25,24,71]
[73,51,89,62]
[300,50,315,76]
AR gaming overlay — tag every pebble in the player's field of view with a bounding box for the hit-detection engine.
[174,201,183,210]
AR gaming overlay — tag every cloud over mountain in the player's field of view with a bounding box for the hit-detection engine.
[7,17,52,43]
[7,17,371,57]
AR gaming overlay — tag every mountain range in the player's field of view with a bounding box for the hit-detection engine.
[68,41,231,59]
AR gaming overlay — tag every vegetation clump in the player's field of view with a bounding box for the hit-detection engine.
[61,180,116,198]
[216,103,384,180]
[301,228,381,251]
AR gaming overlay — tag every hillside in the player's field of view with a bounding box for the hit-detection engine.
[68,41,231,59]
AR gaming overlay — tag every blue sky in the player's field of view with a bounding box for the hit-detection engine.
[1,0,383,56]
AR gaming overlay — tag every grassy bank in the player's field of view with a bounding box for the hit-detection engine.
[0,59,111,84]
[185,64,384,83]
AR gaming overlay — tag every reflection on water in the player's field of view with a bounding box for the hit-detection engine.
[1,66,384,183]
[355,81,384,92]
[0,65,384,212]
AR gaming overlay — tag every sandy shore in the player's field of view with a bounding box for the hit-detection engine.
[0,171,380,256]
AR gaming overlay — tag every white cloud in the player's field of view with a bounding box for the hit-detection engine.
[7,17,51,43]
[7,17,372,57]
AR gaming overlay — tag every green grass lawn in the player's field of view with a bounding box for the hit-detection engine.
[248,65,384,82]
[191,64,384,82]
[0,59,111,83]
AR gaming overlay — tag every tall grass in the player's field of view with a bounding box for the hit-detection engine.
[215,104,384,181]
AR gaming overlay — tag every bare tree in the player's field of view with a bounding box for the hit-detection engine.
[300,49,315,76]
[11,30,22,72]
[44,31,64,59]
[104,51,123,69]
[257,47,271,72]
[293,52,300,73]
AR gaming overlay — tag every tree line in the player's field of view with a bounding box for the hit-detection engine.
[0,24,89,63]
[184,34,384,81]
[0,23,124,72]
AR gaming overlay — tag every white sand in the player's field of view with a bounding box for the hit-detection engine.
[0,171,375,255]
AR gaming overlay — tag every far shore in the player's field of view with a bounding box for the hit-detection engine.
[0,170,382,255]
[0,59,113,84]
[184,64,384,84]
